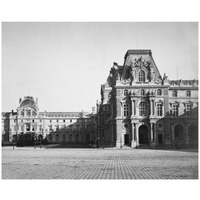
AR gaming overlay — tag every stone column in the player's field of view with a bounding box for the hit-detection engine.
[131,123,137,148]
[23,124,26,133]
[150,123,156,148]
[162,103,164,116]
[150,123,154,140]
[150,100,152,116]
[185,124,189,145]
[116,120,122,148]
[132,100,135,115]
[154,123,157,141]
[135,124,139,147]
[152,100,154,115]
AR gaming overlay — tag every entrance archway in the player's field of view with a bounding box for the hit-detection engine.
[188,124,198,146]
[139,125,148,145]
[174,124,184,142]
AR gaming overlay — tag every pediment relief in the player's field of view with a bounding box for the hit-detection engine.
[121,56,162,85]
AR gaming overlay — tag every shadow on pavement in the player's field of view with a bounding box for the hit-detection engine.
[45,143,95,149]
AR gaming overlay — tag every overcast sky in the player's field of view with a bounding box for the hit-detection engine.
[2,22,198,112]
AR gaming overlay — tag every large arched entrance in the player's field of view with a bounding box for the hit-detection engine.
[139,125,148,145]
[174,124,184,144]
[188,124,198,147]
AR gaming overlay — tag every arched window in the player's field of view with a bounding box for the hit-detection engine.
[123,104,129,117]
[138,70,145,82]
[172,90,177,97]
[140,89,145,96]
[76,134,79,142]
[157,89,162,96]
[56,134,59,141]
[62,134,66,142]
[139,102,147,116]
[186,90,191,97]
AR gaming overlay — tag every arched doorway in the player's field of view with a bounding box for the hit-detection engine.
[188,124,198,146]
[68,134,73,142]
[76,134,79,142]
[174,124,184,144]
[139,125,148,145]
[62,134,66,142]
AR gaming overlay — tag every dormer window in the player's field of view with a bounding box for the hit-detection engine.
[172,90,177,97]
[157,89,162,96]
[186,90,191,97]
[139,70,145,82]
[124,89,128,96]
[26,110,31,116]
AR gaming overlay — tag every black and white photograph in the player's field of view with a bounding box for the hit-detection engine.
[0,1,199,200]
[2,21,198,180]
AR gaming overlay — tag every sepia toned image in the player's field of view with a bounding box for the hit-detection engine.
[1,22,198,179]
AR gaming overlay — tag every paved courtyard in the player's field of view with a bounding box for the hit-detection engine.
[2,147,198,179]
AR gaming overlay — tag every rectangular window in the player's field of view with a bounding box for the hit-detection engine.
[27,110,31,116]
[26,123,30,131]
[57,119,59,122]
[63,119,65,122]
[172,104,178,116]
[70,119,72,123]
[157,103,163,116]
[186,104,192,115]
[124,104,129,117]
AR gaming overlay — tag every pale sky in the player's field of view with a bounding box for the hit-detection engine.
[2,22,198,112]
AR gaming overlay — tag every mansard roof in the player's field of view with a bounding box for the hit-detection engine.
[124,49,152,59]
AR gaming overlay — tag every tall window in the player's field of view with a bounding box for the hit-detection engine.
[56,134,59,141]
[26,110,31,116]
[123,104,129,117]
[140,89,145,96]
[186,104,192,115]
[139,102,147,116]
[138,70,145,82]
[172,90,177,97]
[124,89,128,96]
[157,89,162,96]
[186,90,191,97]
[172,104,178,116]
[157,103,163,116]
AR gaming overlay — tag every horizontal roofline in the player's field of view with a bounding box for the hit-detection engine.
[124,49,152,59]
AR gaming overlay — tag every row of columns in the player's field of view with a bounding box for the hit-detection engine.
[131,99,162,116]
[131,122,157,147]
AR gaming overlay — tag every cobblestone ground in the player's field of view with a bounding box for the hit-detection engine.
[2,147,198,179]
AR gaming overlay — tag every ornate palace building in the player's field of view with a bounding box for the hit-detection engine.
[2,50,198,149]
[2,96,97,145]
[97,49,198,148]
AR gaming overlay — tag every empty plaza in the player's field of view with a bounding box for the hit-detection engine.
[2,147,198,179]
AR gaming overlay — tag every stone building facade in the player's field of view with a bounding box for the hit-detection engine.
[2,96,96,145]
[97,50,198,148]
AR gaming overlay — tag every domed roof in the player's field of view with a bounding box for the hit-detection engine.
[20,97,36,108]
